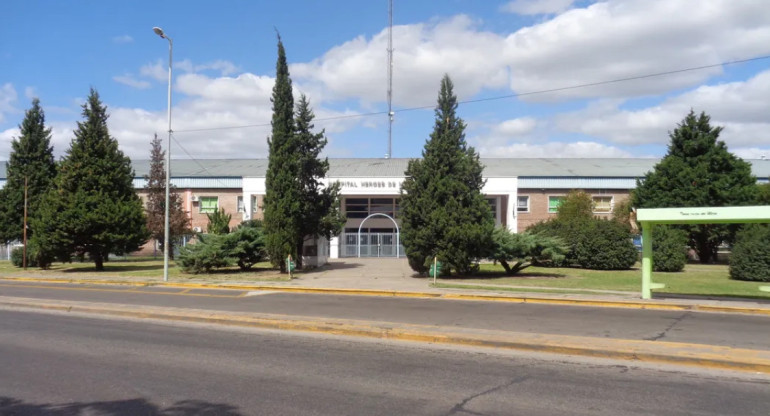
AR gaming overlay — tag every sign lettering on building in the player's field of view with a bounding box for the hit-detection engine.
[338,180,402,190]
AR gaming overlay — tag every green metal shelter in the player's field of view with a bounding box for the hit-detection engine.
[636,206,770,299]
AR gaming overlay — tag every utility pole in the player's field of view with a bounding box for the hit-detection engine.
[23,176,28,270]
[386,0,394,159]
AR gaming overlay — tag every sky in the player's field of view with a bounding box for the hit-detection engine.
[1,0,770,163]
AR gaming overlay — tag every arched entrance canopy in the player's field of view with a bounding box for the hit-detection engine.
[637,206,770,299]
[357,213,400,258]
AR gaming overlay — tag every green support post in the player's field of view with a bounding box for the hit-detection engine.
[641,222,653,300]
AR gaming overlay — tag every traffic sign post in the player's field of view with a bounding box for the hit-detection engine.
[287,254,296,278]
[430,257,441,283]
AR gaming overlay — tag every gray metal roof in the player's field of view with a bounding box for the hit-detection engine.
[1,158,769,180]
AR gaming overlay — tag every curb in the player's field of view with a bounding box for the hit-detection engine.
[1,276,769,316]
[1,296,769,374]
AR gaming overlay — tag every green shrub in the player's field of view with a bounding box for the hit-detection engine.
[223,221,266,270]
[574,219,638,270]
[177,234,231,274]
[206,208,231,234]
[11,247,33,267]
[10,244,55,269]
[528,217,591,266]
[652,225,687,272]
[489,227,567,275]
[729,224,770,282]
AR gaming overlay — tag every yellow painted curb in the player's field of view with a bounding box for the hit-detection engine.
[1,296,769,374]
[1,276,769,316]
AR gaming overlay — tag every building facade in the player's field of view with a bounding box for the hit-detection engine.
[3,158,767,261]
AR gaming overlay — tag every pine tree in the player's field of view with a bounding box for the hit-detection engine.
[294,94,344,268]
[632,110,758,263]
[34,89,148,270]
[263,35,302,272]
[399,75,494,275]
[144,134,190,258]
[0,98,57,243]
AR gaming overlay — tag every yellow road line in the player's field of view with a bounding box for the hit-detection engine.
[0,283,244,299]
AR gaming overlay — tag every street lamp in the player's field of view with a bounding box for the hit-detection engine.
[153,26,172,282]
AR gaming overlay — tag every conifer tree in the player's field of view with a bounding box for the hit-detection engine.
[399,75,494,275]
[33,89,148,270]
[632,110,757,263]
[144,134,190,258]
[294,94,344,267]
[263,35,302,272]
[0,99,57,244]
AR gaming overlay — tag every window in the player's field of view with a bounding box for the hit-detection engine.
[345,198,369,219]
[486,197,498,220]
[593,196,613,213]
[517,196,530,213]
[251,195,258,213]
[199,196,218,214]
[237,196,244,213]
[370,198,394,217]
[548,196,564,214]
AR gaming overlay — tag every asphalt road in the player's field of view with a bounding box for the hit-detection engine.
[1,309,768,416]
[0,281,768,350]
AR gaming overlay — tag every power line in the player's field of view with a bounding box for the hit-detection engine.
[169,132,238,188]
[173,54,770,134]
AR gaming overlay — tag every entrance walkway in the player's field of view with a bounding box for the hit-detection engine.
[295,258,429,291]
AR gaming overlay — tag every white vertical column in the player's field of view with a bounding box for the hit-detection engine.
[507,193,517,233]
[330,236,340,259]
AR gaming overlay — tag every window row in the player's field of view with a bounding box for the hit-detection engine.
[516,195,614,214]
[345,197,401,219]
[196,195,259,214]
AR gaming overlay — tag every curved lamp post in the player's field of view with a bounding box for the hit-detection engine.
[153,26,172,282]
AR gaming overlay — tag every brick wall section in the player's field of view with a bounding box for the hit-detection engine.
[134,188,246,256]
[517,189,631,231]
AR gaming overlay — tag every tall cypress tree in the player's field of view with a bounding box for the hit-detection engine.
[144,134,190,258]
[0,98,57,244]
[294,94,344,267]
[632,110,757,263]
[264,35,302,272]
[400,75,494,275]
[34,89,148,270]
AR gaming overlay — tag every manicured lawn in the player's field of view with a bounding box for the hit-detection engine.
[0,257,289,282]
[434,263,770,299]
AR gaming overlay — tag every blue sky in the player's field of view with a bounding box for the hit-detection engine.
[2,0,770,162]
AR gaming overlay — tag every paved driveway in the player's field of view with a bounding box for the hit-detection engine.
[296,257,433,291]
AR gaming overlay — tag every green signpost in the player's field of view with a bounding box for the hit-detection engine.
[636,206,770,299]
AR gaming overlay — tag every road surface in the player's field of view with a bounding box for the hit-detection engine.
[1,309,768,415]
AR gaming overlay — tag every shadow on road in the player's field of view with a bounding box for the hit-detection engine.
[0,396,244,415]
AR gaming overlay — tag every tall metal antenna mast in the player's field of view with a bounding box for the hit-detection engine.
[386,0,393,159]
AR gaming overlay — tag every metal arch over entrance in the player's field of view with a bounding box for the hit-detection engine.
[636,206,770,299]
[358,213,400,258]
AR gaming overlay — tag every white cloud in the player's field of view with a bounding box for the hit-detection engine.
[292,15,510,107]
[0,83,18,123]
[500,0,575,15]
[502,0,770,101]
[558,69,770,148]
[0,127,20,158]
[113,74,152,89]
[176,59,240,76]
[140,60,167,82]
[290,1,770,107]
[24,87,38,100]
[112,35,134,44]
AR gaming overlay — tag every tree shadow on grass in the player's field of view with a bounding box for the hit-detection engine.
[56,264,166,273]
[440,270,568,280]
[0,396,244,415]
